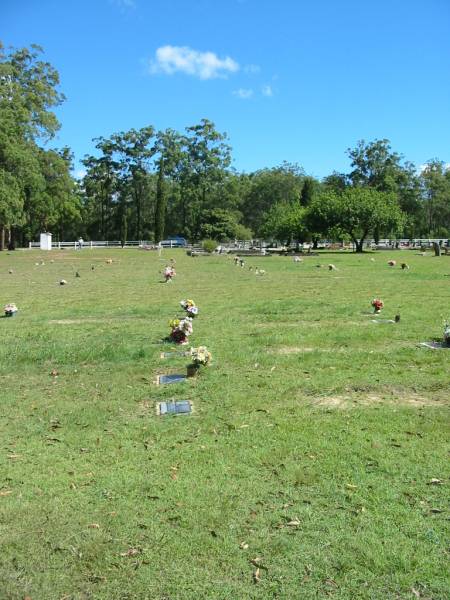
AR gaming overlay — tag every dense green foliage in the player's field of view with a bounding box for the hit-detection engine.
[0,43,80,249]
[0,249,448,598]
[2,43,450,247]
[306,188,405,252]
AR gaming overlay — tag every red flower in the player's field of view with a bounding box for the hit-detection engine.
[170,329,186,344]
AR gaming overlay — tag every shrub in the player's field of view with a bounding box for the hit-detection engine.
[202,239,218,253]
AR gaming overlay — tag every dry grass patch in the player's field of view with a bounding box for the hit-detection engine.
[311,390,448,409]
[274,345,315,354]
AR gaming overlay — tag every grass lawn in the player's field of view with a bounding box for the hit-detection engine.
[0,248,448,599]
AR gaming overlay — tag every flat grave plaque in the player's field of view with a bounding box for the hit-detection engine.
[156,374,187,385]
[419,341,450,350]
[160,351,191,359]
[371,319,396,324]
[157,400,192,415]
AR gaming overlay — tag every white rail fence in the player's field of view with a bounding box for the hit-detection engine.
[27,238,450,251]
[28,240,170,249]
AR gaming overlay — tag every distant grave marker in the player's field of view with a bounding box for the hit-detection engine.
[156,374,187,385]
[419,342,450,350]
[371,319,396,324]
[160,351,191,359]
[157,401,192,415]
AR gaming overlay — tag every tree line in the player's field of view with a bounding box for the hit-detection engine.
[1,43,450,252]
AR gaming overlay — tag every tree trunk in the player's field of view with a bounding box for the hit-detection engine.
[0,226,5,251]
[433,241,441,256]
[355,239,364,253]
[154,160,166,243]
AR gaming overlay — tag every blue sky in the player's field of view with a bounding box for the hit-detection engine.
[2,0,450,178]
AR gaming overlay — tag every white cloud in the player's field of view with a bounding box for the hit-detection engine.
[244,64,261,74]
[149,45,239,80]
[74,169,87,180]
[262,84,273,97]
[232,88,254,99]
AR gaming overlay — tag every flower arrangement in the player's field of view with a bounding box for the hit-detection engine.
[371,298,384,313]
[180,299,199,317]
[187,346,212,377]
[164,266,176,283]
[190,346,212,366]
[169,316,193,344]
[4,303,18,317]
[444,321,450,346]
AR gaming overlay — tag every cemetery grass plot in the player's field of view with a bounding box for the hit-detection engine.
[0,248,448,600]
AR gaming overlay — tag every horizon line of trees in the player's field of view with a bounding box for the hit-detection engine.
[2,43,450,252]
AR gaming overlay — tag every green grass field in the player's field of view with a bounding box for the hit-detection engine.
[0,248,448,599]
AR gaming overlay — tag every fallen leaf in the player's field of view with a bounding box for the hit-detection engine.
[411,588,421,598]
[120,548,140,557]
[250,557,268,570]
[239,542,249,550]
[0,490,12,497]
[430,508,443,513]
[50,369,58,377]
[287,519,301,527]
[345,484,358,490]
[88,523,100,529]
[253,568,261,584]
[428,478,443,485]
[7,454,21,460]
[270,366,276,372]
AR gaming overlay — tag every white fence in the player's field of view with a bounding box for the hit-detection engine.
[27,237,450,251]
[28,240,154,249]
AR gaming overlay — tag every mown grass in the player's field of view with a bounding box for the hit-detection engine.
[0,248,448,599]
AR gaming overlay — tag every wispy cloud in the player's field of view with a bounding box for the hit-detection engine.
[148,45,239,80]
[111,0,136,9]
[244,64,261,74]
[74,169,87,180]
[262,84,273,97]
[232,88,254,99]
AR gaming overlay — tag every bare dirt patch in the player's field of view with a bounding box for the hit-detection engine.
[312,391,448,409]
[50,316,148,324]
[274,346,315,354]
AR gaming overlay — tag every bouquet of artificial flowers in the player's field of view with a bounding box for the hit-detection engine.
[164,266,176,283]
[180,299,199,317]
[444,321,450,346]
[169,316,193,344]
[4,303,18,317]
[371,298,384,313]
[190,346,212,366]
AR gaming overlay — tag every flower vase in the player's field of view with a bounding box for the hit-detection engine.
[186,364,200,378]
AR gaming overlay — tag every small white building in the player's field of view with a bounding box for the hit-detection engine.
[40,232,52,250]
